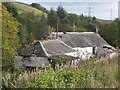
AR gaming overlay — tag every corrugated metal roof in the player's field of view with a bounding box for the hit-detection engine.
[42,39,75,56]
[58,33,93,47]
[84,33,110,47]
[53,32,111,48]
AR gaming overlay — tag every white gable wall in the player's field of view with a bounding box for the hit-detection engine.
[65,47,93,59]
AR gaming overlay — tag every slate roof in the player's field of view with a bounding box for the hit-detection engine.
[53,32,111,48]
[42,39,75,56]
[18,39,75,58]
[83,33,110,47]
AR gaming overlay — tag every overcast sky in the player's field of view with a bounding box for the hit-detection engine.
[15,0,119,20]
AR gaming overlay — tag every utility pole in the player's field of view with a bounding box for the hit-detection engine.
[73,20,75,32]
[56,17,59,39]
[95,26,98,34]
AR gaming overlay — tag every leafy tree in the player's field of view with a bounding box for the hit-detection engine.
[2,7,20,71]
[47,8,57,29]
[98,20,118,47]
[33,14,49,40]
[18,11,35,46]
[18,12,48,46]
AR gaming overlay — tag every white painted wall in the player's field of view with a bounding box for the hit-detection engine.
[65,47,93,59]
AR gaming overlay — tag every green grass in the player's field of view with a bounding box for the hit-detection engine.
[12,2,46,16]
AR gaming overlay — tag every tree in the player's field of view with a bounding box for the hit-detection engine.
[98,20,118,47]
[33,14,49,40]
[57,5,67,19]
[18,11,35,46]
[2,7,20,71]
[18,11,49,46]
[47,8,57,29]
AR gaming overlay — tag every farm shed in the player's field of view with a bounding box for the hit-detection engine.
[16,39,76,69]
[51,32,116,59]
[16,32,117,70]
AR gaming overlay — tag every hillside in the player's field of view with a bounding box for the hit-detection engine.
[5,2,47,16]
[3,2,118,48]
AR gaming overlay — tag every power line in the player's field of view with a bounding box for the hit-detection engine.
[86,4,94,17]
[88,4,92,17]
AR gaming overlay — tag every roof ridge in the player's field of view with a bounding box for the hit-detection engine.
[52,32,95,34]
[57,39,74,51]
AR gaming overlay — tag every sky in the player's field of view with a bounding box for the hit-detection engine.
[14,0,119,20]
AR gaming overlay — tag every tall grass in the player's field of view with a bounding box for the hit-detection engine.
[2,69,43,88]
[2,57,118,88]
[24,57,118,88]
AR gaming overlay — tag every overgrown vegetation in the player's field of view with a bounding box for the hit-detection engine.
[2,57,118,88]
[24,57,118,88]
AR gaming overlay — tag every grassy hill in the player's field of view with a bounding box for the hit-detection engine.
[6,2,47,16]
